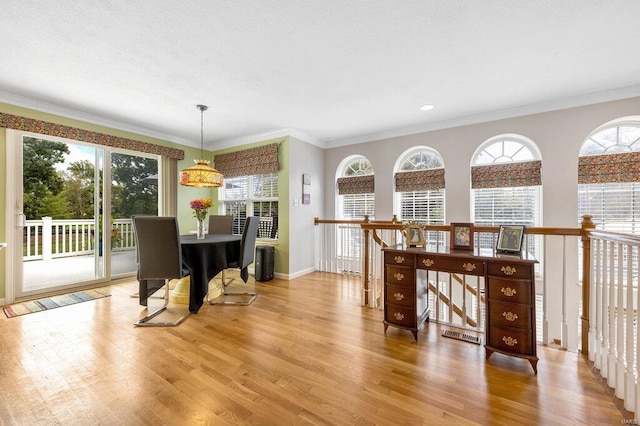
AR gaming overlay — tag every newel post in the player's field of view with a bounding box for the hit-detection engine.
[362,215,370,306]
[580,214,595,358]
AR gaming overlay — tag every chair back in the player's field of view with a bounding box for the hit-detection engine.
[238,216,260,269]
[133,216,183,280]
[208,215,233,234]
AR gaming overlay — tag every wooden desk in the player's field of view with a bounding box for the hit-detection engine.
[382,244,539,373]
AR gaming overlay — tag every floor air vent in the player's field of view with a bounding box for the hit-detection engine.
[441,329,481,345]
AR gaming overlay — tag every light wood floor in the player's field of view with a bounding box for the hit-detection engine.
[0,272,631,425]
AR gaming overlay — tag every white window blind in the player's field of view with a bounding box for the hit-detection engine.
[340,193,375,220]
[472,186,541,252]
[221,173,278,237]
[399,190,445,224]
[578,182,640,234]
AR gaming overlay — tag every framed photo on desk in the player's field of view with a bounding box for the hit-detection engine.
[450,223,474,251]
[403,222,425,247]
[496,225,525,253]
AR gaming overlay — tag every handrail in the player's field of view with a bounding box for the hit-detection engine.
[316,215,593,354]
[315,214,640,412]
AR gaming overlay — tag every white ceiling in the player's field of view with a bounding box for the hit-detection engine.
[1,1,640,150]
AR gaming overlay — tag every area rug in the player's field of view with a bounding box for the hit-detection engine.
[2,288,111,318]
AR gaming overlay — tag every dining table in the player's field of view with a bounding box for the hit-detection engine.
[179,233,243,313]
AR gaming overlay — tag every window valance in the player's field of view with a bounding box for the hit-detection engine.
[337,175,375,195]
[395,168,445,192]
[0,112,185,160]
[214,143,279,178]
[471,160,541,189]
[578,152,640,184]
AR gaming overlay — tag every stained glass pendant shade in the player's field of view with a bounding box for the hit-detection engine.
[180,104,223,188]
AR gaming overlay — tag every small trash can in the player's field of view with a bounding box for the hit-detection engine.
[255,245,275,281]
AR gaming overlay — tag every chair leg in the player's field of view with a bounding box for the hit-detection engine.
[135,280,190,326]
[212,269,234,287]
[208,270,259,306]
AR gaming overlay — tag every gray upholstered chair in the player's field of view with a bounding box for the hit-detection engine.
[133,216,189,326]
[210,216,260,305]
[208,215,233,234]
[208,215,234,286]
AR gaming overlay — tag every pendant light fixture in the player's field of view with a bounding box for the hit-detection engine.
[180,104,224,188]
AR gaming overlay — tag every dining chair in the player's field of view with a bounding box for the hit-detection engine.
[209,216,260,305]
[208,215,233,234]
[133,216,189,326]
[208,215,234,286]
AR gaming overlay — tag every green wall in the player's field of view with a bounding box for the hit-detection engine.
[0,102,290,299]
[212,136,290,274]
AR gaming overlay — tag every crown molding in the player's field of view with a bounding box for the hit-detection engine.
[0,91,194,147]
[210,128,326,150]
[326,85,640,149]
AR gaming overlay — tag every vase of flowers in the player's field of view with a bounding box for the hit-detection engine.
[190,198,213,239]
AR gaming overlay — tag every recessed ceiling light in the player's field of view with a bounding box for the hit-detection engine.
[420,104,434,111]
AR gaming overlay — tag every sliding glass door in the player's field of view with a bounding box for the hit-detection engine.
[10,130,159,300]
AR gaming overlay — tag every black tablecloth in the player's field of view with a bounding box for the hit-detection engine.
[180,233,242,313]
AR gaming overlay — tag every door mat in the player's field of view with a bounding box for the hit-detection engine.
[2,288,111,318]
[442,329,482,345]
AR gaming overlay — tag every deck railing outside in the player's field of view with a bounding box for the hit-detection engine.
[315,214,640,416]
[24,216,278,261]
[24,218,135,260]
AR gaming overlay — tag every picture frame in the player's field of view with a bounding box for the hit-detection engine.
[450,222,474,251]
[496,225,526,254]
[403,222,425,247]
[302,174,311,205]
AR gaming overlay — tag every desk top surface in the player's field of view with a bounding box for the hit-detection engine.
[383,243,537,263]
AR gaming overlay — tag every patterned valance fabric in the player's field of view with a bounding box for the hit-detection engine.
[471,160,542,189]
[337,174,375,195]
[395,168,445,192]
[0,112,185,160]
[578,152,640,184]
[214,143,279,178]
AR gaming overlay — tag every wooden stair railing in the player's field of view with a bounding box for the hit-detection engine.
[316,215,594,359]
[428,281,479,328]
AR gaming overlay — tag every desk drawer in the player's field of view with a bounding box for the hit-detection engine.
[385,304,416,328]
[486,277,532,304]
[386,266,415,286]
[488,299,531,329]
[386,284,415,307]
[417,254,484,276]
[487,261,533,279]
[385,252,415,267]
[488,325,533,355]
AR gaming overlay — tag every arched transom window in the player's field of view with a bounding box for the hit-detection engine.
[394,147,445,225]
[336,155,375,220]
[471,135,542,250]
[578,121,640,233]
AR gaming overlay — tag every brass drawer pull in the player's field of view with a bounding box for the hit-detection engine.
[502,311,518,321]
[500,287,517,297]
[393,272,404,281]
[393,312,405,321]
[394,256,405,264]
[422,258,434,267]
[501,266,516,276]
[463,263,476,272]
[393,292,405,301]
[502,336,518,347]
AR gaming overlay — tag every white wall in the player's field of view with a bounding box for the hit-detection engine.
[324,96,640,224]
[322,96,640,349]
[288,136,324,277]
